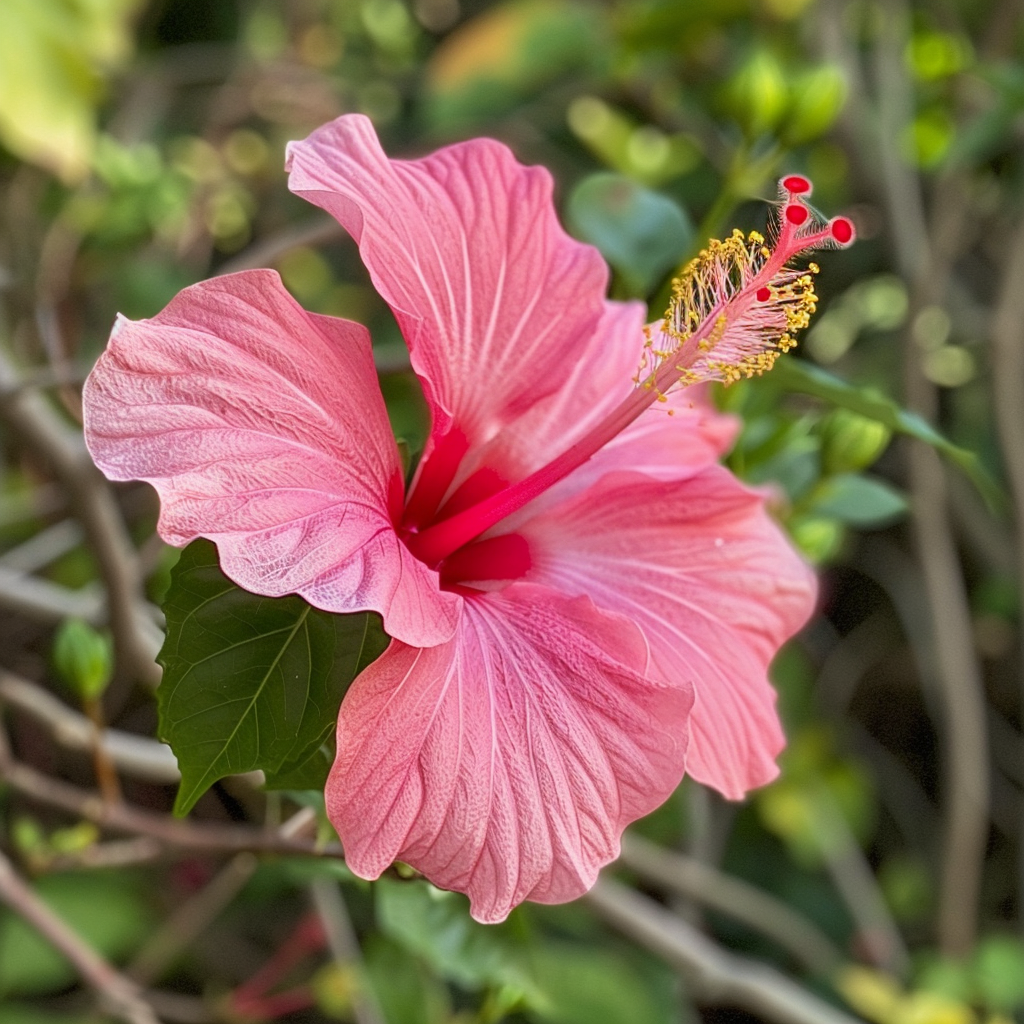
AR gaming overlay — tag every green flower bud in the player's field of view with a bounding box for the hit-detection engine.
[53,618,114,702]
[820,409,892,475]
[783,65,847,145]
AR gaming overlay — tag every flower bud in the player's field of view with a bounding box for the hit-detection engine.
[820,409,892,475]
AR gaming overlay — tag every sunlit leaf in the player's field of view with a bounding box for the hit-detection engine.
[0,0,141,181]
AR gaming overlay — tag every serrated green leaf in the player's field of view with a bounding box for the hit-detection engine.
[157,539,387,815]
[773,359,1006,513]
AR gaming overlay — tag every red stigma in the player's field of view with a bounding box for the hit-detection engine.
[785,204,809,226]
[830,217,855,245]
[756,286,771,302]
[782,175,811,195]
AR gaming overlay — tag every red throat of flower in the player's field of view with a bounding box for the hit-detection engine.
[406,177,855,569]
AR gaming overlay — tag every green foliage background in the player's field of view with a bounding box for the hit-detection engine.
[1,1,1023,1023]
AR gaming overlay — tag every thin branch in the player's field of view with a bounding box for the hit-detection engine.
[0,849,162,1024]
[0,518,84,572]
[813,788,911,977]
[618,833,844,976]
[310,878,388,1024]
[871,0,991,957]
[128,808,318,987]
[0,752,339,858]
[215,216,344,275]
[0,565,104,623]
[0,670,180,783]
[585,878,862,1024]
[129,853,259,986]
[0,347,161,687]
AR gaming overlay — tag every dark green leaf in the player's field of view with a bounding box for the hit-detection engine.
[262,744,332,791]
[773,359,1006,513]
[157,539,388,815]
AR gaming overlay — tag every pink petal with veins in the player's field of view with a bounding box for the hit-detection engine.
[285,115,608,449]
[446,301,737,515]
[83,270,459,648]
[520,467,816,798]
[327,582,693,923]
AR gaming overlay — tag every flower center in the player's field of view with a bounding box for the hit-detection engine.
[407,177,854,571]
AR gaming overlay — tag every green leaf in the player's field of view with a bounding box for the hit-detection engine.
[0,872,152,997]
[363,936,452,1024]
[0,0,141,181]
[529,944,681,1024]
[375,877,537,1000]
[772,359,1006,513]
[971,935,1024,1011]
[567,173,693,294]
[262,744,332,791]
[157,539,388,815]
[809,474,908,527]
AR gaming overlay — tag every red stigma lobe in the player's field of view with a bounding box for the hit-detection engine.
[785,204,809,226]
[756,286,771,302]
[830,217,855,245]
[782,175,811,195]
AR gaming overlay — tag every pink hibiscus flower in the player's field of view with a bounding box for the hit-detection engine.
[83,116,852,923]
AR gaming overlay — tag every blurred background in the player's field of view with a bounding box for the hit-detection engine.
[1,1,1023,1023]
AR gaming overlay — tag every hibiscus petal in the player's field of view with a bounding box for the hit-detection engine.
[83,269,459,648]
[520,466,816,798]
[327,583,693,923]
[436,301,738,524]
[285,115,608,447]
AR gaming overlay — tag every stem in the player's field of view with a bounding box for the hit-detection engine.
[84,695,124,804]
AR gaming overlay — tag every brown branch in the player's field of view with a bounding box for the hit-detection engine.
[0,347,161,688]
[585,878,862,1024]
[0,753,340,858]
[870,0,990,957]
[0,849,161,1024]
[129,853,259,986]
[310,877,388,1024]
[618,833,844,976]
[0,670,180,783]
[215,216,344,275]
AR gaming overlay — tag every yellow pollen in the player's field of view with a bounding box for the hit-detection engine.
[635,222,823,392]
